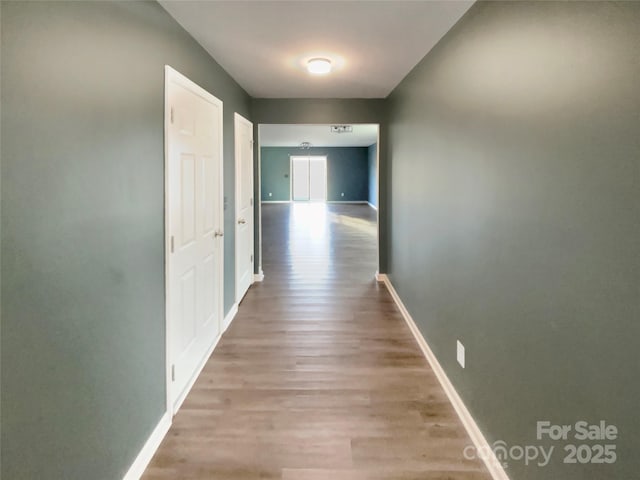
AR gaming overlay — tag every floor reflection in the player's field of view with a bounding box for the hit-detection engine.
[288,203,331,280]
[262,203,377,285]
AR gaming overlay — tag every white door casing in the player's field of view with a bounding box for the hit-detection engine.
[234,113,254,304]
[165,66,224,413]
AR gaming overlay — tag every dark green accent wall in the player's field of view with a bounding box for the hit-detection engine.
[0,1,250,479]
[251,98,387,272]
[261,147,369,202]
[367,143,377,207]
[326,147,368,201]
[386,2,640,479]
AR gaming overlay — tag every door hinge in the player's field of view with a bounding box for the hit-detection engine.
[250,254,253,263]
[250,198,253,206]
[171,364,175,382]
[250,139,254,147]
[170,236,175,253]
[170,107,174,124]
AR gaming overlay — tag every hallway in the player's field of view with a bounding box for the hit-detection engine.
[144,203,490,479]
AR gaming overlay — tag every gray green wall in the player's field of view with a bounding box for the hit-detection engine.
[367,143,377,207]
[251,98,387,272]
[386,2,640,479]
[0,1,250,479]
[260,148,291,201]
[261,147,369,202]
[3,1,637,479]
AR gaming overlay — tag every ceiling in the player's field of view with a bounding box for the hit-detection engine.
[159,1,474,99]
[260,124,378,147]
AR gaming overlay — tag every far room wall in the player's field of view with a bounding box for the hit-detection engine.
[261,146,369,202]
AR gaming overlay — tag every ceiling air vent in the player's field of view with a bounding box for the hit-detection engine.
[330,125,353,133]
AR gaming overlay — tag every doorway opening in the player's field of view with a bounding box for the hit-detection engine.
[256,123,380,279]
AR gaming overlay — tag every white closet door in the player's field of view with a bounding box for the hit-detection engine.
[166,67,224,413]
[234,113,254,305]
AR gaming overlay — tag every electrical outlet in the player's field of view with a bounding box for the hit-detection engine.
[457,340,465,368]
[341,192,345,197]
[269,192,272,197]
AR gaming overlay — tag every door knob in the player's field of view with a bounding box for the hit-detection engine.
[238,218,246,224]
[214,230,224,238]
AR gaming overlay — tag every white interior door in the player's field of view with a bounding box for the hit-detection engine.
[291,156,310,201]
[309,156,327,202]
[234,113,254,305]
[166,66,224,413]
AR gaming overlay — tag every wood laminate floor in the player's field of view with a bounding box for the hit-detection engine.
[143,203,490,480]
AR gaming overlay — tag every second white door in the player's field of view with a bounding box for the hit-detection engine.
[235,113,254,304]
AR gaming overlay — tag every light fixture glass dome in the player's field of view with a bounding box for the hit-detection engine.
[307,58,332,75]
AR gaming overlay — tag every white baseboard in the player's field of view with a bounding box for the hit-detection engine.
[327,200,368,204]
[375,271,385,282]
[172,331,223,413]
[173,302,238,418]
[124,306,232,479]
[223,303,238,332]
[261,200,290,204]
[368,202,378,210]
[254,269,265,282]
[125,306,240,479]
[378,274,509,480]
[122,411,171,480]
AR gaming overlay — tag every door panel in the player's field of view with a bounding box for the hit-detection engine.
[292,156,310,201]
[167,67,224,413]
[179,268,196,352]
[235,113,254,305]
[203,155,216,233]
[180,153,196,245]
[202,253,216,325]
[309,157,327,202]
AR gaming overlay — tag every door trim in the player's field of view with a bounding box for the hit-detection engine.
[234,112,254,304]
[164,65,224,415]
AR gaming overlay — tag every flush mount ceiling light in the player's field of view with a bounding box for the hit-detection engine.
[299,142,312,150]
[307,58,332,75]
